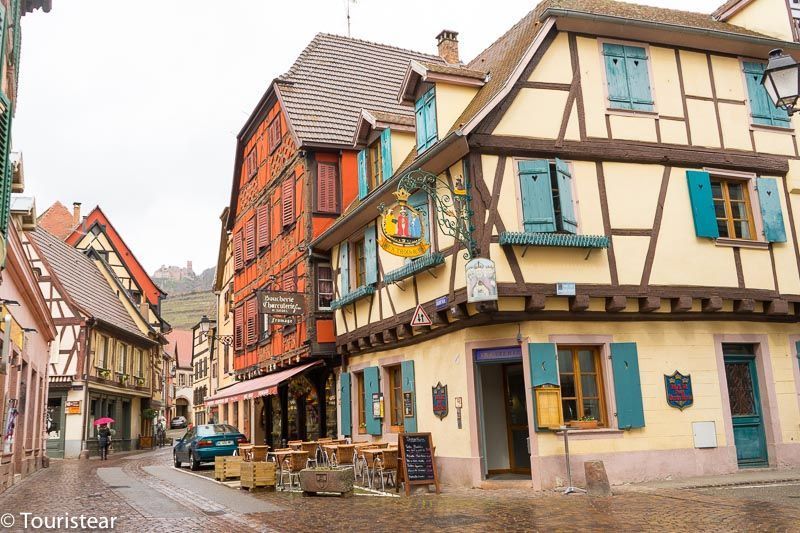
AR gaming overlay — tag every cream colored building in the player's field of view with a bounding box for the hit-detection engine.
[312,0,800,489]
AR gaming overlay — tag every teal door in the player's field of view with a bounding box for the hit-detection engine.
[724,350,768,467]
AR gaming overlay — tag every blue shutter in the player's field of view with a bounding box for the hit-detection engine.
[624,46,654,111]
[401,360,417,433]
[518,160,556,233]
[338,242,350,297]
[743,62,790,128]
[364,224,378,285]
[796,341,800,367]
[340,372,352,436]
[0,92,11,238]
[603,43,632,110]
[364,366,382,435]
[554,158,578,234]
[380,128,393,182]
[415,97,426,150]
[610,342,645,429]
[424,88,438,148]
[686,170,720,239]
[528,343,559,387]
[357,149,368,200]
[408,189,431,245]
[757,177,787,243]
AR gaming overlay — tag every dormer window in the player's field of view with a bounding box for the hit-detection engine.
[415,87,438,153]
[357,128,393,200]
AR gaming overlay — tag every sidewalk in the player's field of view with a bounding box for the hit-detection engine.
[615,467,800,492]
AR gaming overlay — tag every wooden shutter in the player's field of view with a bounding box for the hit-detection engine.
[401,360,417,433]
[686,170,720,239]
[380,128,393,182]
[528,343,559,387]
[234,306,244,350]
[282,178,294,227]
[357,149,368,200]
[623,46,653,111]
[233,231,244,270]
[0,91,11,237]
[317,162,338,213]
[603,44,631,109]
[415,97,427,150]
[283,269,296,292]
[744,62,790,128]
[757,177,787,243]
[518,160,556,233]
[554,158,578,234]
[363,366,382,435]
[244,218,256,261]
[245,297,258,346]
[423,88,438,147]
[340,372,352,436]
[610,342,645,429]
[256,203,269,249]
[268,116,282,153]
[364,224,377,285]
[338,242,350,297]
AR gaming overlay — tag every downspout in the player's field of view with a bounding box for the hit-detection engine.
[80,320,93,454]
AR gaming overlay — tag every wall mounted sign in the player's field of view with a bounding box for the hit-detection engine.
[465,258,497,303]
[66,401,81,415]
[403,391,415,418]
[269,315,295,326]
[664,371,693,410]
[378,188,430,258]
[410,304,432,327]
[372,392,384,418]
[435,296,449,311]
[431,382,448,419]
[556,282,576,296]
[473,346,523,364]
[257,291,305,315]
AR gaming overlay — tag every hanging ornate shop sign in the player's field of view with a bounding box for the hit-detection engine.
[257,291,305,315]
[431,382,448,419]
[465,258,498,303]
[664,371,693,410]
[378,188,430,258]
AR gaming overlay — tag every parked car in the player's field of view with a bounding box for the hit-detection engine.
[170,416,187,429]
[173,424,247,470]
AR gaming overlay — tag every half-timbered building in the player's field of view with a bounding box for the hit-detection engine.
[312,0,800,489]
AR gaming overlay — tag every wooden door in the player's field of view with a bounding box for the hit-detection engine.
[724,353,768,467]
[503,364,531,473]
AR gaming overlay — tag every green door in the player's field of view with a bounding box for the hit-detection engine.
[45,394,65,458]
[723,347,768,467]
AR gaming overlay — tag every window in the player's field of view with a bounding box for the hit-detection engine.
[317,263,333,310]
[282,178,294,228]
[518,159,577,234]
[415,87,438,152]
[368,139,382,189]
[353,237,367,288]
[268,115,282,153]
[387,365,403,431]
[711,178,756,240]
[245,147,258,178]
[557,347,606,426]
[135,348,143,378]
[316,162,339,213]
[357,129,393,200]
[179,374,185,387]
[602,43,654,111]
[233,232,244,270]
[97,335,110,369]
[117,343,128,374]
[245,297,258,346]
[282,268,296,292]
[234,306,244,350]
[355,372,366,434]
[743,61,790,128]
[244,217,256,261]
[224,344,230,373]
[260,311,271,341]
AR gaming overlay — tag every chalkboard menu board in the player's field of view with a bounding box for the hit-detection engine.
[398,432,440,495]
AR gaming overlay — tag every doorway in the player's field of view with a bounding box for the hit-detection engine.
[723,344,768,467]
[46,394,65,458]
[503,364,531,473]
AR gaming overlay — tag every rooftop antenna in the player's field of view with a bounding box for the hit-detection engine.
[346,0,357,37]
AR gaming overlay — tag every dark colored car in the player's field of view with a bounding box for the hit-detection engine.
[173,424,247,470]
[170,416,187,429]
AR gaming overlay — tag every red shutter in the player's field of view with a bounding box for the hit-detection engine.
[234,306,244,350]
[317,163,338,213]
[283,269,296,292]
[269,116,282,153]
[256,204,269,249]
[245,297,258,346]
[282,178,294,227]
[245,218,256,261]
[233,232,244,271]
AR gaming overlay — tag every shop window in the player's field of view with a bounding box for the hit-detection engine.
[270,395,281,446]
[557,346,607,426]
[317,263,333,310]
[387,365,404,432]
[325,374,337,439]
[355,371,366,434]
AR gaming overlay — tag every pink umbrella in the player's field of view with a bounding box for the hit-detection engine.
[93,417,115,426]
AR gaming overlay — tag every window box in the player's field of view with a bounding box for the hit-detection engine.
[330,285,375,310]
[567,419,600,430]
[499,231,609,249]
[383,253,445,284]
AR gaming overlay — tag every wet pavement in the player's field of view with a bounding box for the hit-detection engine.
[0,446,799,532]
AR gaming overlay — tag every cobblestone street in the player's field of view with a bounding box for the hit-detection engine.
[0,447,799,532]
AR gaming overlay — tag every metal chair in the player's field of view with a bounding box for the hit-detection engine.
[280,451,309,489]
[299,442,319,468]
[374,449,398,491]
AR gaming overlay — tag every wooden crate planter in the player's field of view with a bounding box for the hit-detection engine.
[299,467,354,496]
[214,455,243,481]
[240,461,276,491]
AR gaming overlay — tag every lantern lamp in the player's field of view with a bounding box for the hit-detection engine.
[762,48,800,115]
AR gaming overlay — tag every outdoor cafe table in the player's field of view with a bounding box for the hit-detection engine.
[289,440,318,451]
[321,444,340,465]
[360,448,389,488]
[268,450,294,489]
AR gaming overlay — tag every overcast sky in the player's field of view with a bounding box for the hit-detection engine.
[15,0,723,275]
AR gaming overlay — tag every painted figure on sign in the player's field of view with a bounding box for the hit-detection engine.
[397,206,410,238]
[383,209,397,236]
[409,211,421,239]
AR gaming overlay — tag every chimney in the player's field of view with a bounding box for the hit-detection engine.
[436,30,460,64]
[72,202,81,227]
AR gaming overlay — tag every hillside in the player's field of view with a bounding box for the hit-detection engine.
[160,290,217,330]
[156,267,215,296]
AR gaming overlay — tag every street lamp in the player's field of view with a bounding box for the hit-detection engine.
[198,315,233,345]
[762,49,800,115]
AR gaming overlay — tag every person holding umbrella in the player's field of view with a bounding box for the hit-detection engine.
[94,417,114,460]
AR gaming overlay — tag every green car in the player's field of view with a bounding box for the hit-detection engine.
[173,424,248,470]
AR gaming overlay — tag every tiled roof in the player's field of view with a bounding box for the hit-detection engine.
[367,110,415,127]
[37,201,75,240]
[165,329,194,368]
[712,0,743,18]
[29,227,150,342]
[417,61,487,80]
[277,33,444,146]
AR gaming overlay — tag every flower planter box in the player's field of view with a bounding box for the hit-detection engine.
[567,420,599,430]
[214,455,243,481]
[240,461,276,491]
[299,467,354,496]
[139,436,153,449]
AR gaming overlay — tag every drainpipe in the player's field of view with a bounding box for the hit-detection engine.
[80,322,93,455]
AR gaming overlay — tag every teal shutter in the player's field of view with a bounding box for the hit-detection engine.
[364,366,382,435]
[357,149,368,200]
[686,170,719,239]
[554,158,578,234]
[796,341,800,367]
[0,92,12,237]
[603,43,632,110]
[610,342,645,429]
[340,372,352,436]
[757,177,787,243]
[408,189,431,244]
[415,87,438,152]
[364,224,378,285]
[415,97,426,150]
[401,360,417,432]
[602,43,653,111]
[518,159,556,233]
[528,343,559,387]
[338,242,350,297]
[380,128,393,182]
[743,62,790,128]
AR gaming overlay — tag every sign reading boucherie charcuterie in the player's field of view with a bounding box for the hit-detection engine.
[257,291,305,315]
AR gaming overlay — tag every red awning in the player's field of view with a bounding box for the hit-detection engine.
[205,360,321,406]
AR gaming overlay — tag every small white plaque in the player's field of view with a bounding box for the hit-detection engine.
[556,282,576,296]
[692,421,717,449]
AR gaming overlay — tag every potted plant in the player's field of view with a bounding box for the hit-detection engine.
[99,369,111,379]
[136,377,145,387]
[298,466,354,496]
[568,416,599,430]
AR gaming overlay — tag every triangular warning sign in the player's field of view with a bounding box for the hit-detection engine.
[410,304,432,327]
